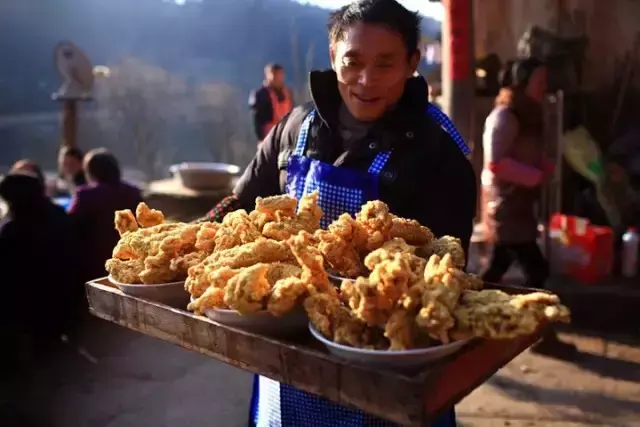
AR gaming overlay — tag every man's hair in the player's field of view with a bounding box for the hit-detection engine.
[264,63,284,75]
[59,146,85,162]
[83,148,121,184]
[327,0,421,57]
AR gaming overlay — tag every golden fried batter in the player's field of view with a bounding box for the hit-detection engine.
[267,277,309,316]
[224,263,273,314]
[389,215,434,246]
[419,236,466,268]
[136,202,164,228]
[314,230,365,278]
[106,258,144,284]
[451,290,570,340]
[255,194,297,218]
[114,209,138,236]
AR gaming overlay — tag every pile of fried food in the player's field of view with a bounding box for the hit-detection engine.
[105,196,570,351]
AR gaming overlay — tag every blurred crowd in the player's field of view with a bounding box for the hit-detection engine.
[0,147,142,372]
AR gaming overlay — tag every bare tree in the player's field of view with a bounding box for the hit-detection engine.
[93,58,186,179]
[190,82,255,166]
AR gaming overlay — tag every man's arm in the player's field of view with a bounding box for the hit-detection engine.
[249,88,273,141]
[196,115,287,222]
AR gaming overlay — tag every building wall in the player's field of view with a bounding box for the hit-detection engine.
[473,0,640,90]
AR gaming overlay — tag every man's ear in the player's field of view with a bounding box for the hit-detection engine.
[329,45,336,71]
[408,49,421,77]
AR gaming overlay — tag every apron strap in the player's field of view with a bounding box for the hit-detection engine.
[426,103,471,156]
[294,109,316,156]
[367,151,392,175]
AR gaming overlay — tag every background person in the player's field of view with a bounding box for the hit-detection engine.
[480,58,575,355]
[68,148,143,284]
[249,63,294,143]
[58,146,87,194]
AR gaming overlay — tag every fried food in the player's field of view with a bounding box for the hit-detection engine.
[224,263,273,314]
[385,309,417,351]
[105,258,144,284]
[136,202,164,228]
[304,292,372,348]
[286,231,335,295]
[419,236,466,268]
[267,277,309,316]
[364,238,426,280]
[205,238,293,270]
[451,290,570,340]
[254,194,297,219]
[187,285,226,315]
[314,230,365,278]
[341,255,413,326]
[328,213,369,251]
[262,192,323,240]
[415,254,467,342]
[108,199,570,352]
[114,209,138,235]
[355,200,393,252]
[389,215,434,246]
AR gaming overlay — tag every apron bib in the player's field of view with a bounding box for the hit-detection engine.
[251,107,467,427]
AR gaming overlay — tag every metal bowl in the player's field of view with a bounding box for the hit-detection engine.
[309,323,473,372]
[108,275,189,307]
[170,162,240,191]
[192,297,308,337]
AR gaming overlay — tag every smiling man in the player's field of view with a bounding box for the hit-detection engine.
[200,0,476,425]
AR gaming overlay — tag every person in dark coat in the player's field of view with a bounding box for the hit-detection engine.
[68,148,143,282]
[0,172,76,357]
[58,146,87,193]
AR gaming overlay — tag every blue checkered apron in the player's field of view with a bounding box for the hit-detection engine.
[250,106,468,427]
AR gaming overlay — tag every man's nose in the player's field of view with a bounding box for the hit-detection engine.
[358,67,379,86]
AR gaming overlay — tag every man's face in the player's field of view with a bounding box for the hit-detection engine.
[60,154,82,177]
[330,22,419,122]
[268,69,285,88]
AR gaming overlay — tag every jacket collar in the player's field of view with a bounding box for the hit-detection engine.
[308,69,431,129]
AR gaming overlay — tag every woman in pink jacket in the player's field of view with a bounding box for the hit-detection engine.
[481,58,575,355]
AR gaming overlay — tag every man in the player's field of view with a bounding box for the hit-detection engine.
[249,63,294,143]
[202,0,476,425]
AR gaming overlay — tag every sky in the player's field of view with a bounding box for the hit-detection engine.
[296,0,444,21]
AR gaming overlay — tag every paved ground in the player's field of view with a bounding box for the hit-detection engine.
[5,317,640,427]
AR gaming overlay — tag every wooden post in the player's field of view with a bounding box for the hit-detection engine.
[61,99,78,149]
[441,0,475,153]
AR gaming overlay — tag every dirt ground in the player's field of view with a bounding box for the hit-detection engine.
[4,317,640,427]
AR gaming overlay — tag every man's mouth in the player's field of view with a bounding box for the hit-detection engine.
[351,92,382,103]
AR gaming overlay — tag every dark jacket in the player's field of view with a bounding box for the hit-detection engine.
[0,175,76,339]
[235,70,477,250]
[249,86,294,141]
[68,181,143,281]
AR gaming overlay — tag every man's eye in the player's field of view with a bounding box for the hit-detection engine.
[342,59,358,67]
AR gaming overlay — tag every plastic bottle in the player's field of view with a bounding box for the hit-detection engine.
[621,227,639,278]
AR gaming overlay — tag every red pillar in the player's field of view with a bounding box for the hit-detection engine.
[441,0,475,155]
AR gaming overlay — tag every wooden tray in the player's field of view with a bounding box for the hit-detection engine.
[86,278,543,426]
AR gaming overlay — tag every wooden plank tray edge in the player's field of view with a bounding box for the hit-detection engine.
[86,278,544,426]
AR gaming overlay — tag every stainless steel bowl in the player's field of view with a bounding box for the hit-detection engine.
[309,323,473,372]
[170,162,240,191]
[108,275,189,308]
